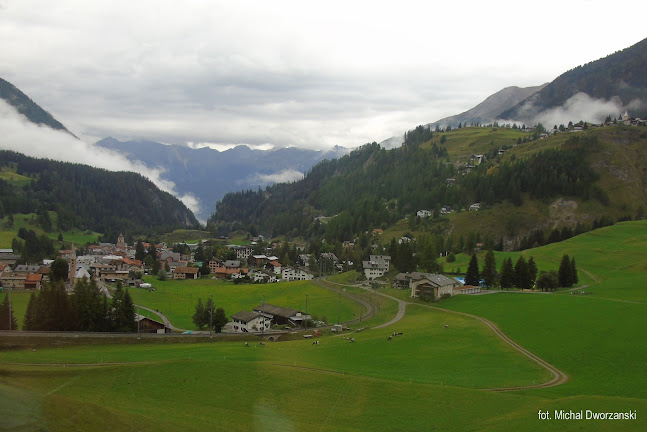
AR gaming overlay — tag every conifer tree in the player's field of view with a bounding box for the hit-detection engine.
[0,295,18,330]
[499,257,515,289]
[482,249,497,288]
[514,256,531,290]
[23,292,38,330]
[193,298,206,329]
[558,254,574,287]
[528,256,538,287]
[465,252,480,286]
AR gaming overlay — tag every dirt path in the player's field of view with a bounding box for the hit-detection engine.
[360,286,569,391]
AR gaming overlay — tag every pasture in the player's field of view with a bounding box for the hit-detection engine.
[136,277,362,330]
[2,221,647,430]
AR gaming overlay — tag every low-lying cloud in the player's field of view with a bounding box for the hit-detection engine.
[506,92,645,128]
[0,100,203,220]
[241,169,305,186]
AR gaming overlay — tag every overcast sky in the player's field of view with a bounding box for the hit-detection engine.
[1,0,646,152]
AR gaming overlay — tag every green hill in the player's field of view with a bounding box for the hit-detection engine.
[0,150,200,241]
[209,125,647,251]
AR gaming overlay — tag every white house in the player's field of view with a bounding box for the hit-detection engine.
[416,210,432,218]
[362,255,391,280]
[281,267,314,281]
[230,311,269,333]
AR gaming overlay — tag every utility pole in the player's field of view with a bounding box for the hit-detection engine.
[337,291,341,324]
[305,294,308,331]
[262,295,265,336]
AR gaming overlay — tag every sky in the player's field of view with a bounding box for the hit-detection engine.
[1,0,646,152]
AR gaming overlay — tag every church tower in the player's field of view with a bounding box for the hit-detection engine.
[68,243,77,284]
[117,233,126,250]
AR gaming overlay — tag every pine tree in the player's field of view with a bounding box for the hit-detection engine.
[23,292,39,330]
[482,249,497,288]
[0,295,18,330]
[514,256,531,290]
[465,252,480,286]
[527,256,538,287]
[558,254,573,287]
[499,257,515,289]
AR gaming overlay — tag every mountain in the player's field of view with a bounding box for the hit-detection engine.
[0,77,73,135]
[209,124,647,251]
[0,150,199,237]
[378,84,547,149]
[428,84,548,129]
[500,37,647,123]
[96,138,349,221]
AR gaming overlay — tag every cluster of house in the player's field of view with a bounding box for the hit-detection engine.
[226,303,310,333]
[392,272,481,298]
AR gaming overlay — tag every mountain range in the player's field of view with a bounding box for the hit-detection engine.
[95,138,349,221]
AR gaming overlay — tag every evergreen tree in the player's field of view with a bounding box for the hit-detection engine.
[481,249,497,288]
[23,292,38,330]
[135,240,146,262]
[570,256,578,285]
[536,270,558,291]
[112,284,136,332]
[514,256,531,290]
[0,294,18,330]
[527,256,538,287]
[499,257,515,289]
[558,254,574,287]
[465,252,480,286]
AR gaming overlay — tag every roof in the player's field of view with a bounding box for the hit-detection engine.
[412,273,459,287]
[253,303,300,318]
[175,266,199,274]
[231,311,263,323]
[14,265,43,273]
[25,273,43,282]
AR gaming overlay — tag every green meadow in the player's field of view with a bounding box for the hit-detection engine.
[2,221,647,430]
[136,277,362,330]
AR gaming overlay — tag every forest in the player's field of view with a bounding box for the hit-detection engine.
[0,150,199,236]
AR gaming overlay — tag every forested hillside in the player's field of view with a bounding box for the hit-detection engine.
[0,151,199,237]
[0,77,71,133]
[209,124,647,249]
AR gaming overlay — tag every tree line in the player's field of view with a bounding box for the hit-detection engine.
[465,250,578,291]
[21,279,136,332]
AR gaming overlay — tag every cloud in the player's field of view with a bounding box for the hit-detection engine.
[241,169,304,186]
[503,93,645,128]
[0,100,203,220]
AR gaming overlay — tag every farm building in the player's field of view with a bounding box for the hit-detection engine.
[252,303,310,327]
[408,273,461,299]
[135,315,171,333]
[453,285,481,295]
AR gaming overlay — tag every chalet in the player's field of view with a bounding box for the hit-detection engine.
[230,311,268,333]
[249,269,276,283]
[76,255,97,266]
[446,178,456,186]
[372,228,384,236]
[250,255,269,267]
[417,210,432,218]
[160,251,181,262]
[266,259,282,274]
[469,203,481,211]
[410,273,461,299]
[212,266,248,279]
[252,303,310,327]
[281,267,314,281]
[320,252,338,265]
[122,257,143,272]
[173,267,200,280]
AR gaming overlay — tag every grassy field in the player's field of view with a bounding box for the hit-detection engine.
[0,212,101,248]
[136,277,363,330]
[2,221,647,430]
